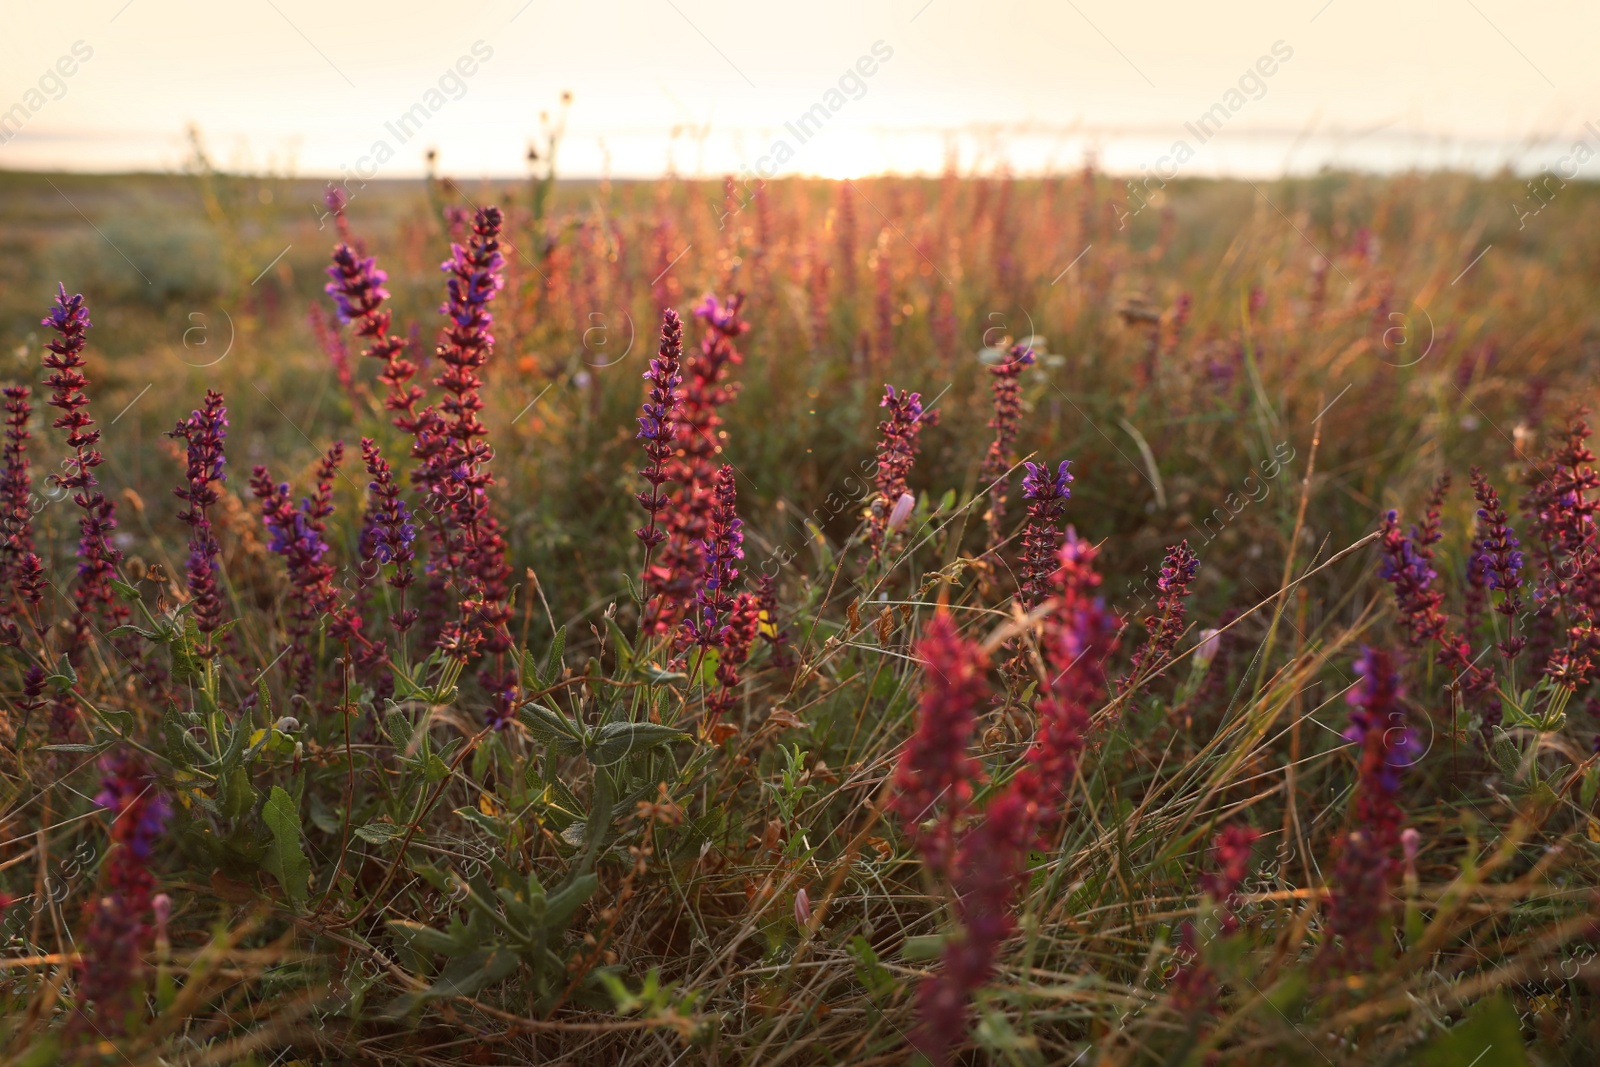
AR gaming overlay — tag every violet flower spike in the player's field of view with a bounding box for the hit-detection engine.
[167,389,229,652]
[636,309,685,556]
[40,284,128,651]
[78,752,169,1032]
[1322,647,1414,970]
[1016,459,1072,610]
[1123,540,1200,686]
[979,341,1035,550]
[868,384,939,555]
[361,437,419,637]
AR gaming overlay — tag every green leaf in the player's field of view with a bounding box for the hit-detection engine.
[544,626,567,686]
[45,654,77,692]
[847,935,897,998]
[110,578,143,603]
[388,918,476,958]
[586,721,688,766]
[38,743,108,754]
[901,934,945,961]
[354,822,410,845]
[604,616,635,671]
[574,772,616,872]
[169,618,204,682]
[262,786,311,909]
[307,793,341,835]
[219,767,256,821]
[94,708,134,736]
[390,662,428,702]
[1409,995,1528,1067]
[545,872,599,929]
[162,708,192,768]
[517,703,584,751]
[109,624,160,641]
[385,709,417,753]
[384,947,520,1016]
[216,709,253,779]
[454,806,507,839]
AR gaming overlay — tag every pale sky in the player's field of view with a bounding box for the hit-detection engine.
[2,0,1598,178]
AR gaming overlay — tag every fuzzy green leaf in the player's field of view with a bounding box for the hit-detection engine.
[261,786,311,909]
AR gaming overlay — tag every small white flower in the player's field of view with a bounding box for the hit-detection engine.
[1193,628,1222,667]
[794,887,811,926]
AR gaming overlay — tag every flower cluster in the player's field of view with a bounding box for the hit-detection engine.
[78,752,169,1032]
[913,786,1031,1066]
[0,384,42,637]
[1016,459,1072,609]
[167,389,229,653]
[307,302,354,397]
[1525,413,1599,563]
[979,342,1035,550]
[673,466,756,731]
[636,309,684,557]
[0,385,34,563]
[1377,505,1491,700]
[711,592,762,726]
[754,570,792,668]
[251,446,342,693]
[1170,825,1262,1016]
[890,612,987,877]
[1202,824,1263,929]
[412,208,517,720]
[1519,416,1600,686]
[681,466,745,650]
[1378,509,1445,645]
[867,384,938,555]
[325,229,426,437]
[360,438,418,639]
[427,208,514,677]
[1016,528,1118,825]
[646,294,748,635]
[1323,648,1414,969]
[1125,540,1200,685]
[904,530,1122,1063]
[1471,467,1524,657]
[41,285,127,652]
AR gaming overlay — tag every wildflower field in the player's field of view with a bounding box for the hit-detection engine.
[2,161,1600,1065]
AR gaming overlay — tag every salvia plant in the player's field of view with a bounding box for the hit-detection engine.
[0,168,1596,1067]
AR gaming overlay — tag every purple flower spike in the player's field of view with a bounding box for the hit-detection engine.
[979,341,1036,550]
[168,390,229,651]
[1017,460,1073,609]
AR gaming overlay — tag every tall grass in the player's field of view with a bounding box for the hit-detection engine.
[0,158,1596,1064]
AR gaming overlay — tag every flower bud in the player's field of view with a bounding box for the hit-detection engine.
[887,492,915,533]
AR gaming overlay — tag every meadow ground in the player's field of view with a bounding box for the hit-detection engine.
[0,160,1598,1064]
